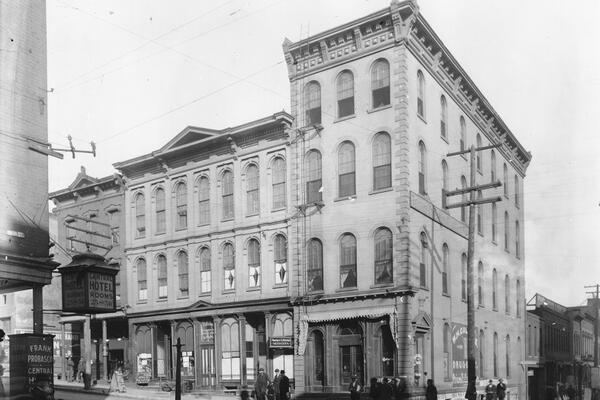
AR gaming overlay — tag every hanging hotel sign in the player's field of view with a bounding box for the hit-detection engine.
[58,252,119,313]
[269,337,293,349]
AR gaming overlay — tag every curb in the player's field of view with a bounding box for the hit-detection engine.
[55,384,239,400]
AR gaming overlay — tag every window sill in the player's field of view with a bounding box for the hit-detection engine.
[221,218,234,223]
[137,300,148,305]
[334,114,356,123]
[493,308,498,312]
[157,298,167,302]
[197,223,210,228]
[335,287,358,293]
[334,195,356,203]
[417,113,427,124]
[177,294,189,300]
[367,104,392,114]
[271,207,286,213]
[273,283,288,289]
[175,227,187,232]
[369,187,393,195]
[246,212,259,218]
[135,235,146,240]
[370,283,394,290]
[246,287,261,292]
[222,289,235,294]
[198,292,211,297]
[442,292,450,298]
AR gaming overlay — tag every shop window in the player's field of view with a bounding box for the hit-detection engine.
[381,325,395,377]
[221,319,240,380]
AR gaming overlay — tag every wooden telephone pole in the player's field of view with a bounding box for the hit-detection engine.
[445,144,502,400]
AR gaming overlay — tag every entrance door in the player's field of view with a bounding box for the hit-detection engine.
[340,345,363,386]
[198,345,215,388]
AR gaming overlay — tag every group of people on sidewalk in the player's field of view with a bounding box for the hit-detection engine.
[253,368,291,400]
[485,378,507,400]
[65,356,86,383]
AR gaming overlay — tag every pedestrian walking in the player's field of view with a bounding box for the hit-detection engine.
[349,374,362,400]
[279,370,290,400]
[272,369,281,400]
[496,378,507,400]
[255,367,271,400]
[425,379,437,400]
[76,357,85,383]
[369,377,379,400]
[485,379,496,400]
[378,377,393,400]
[393,377,409,400]
[66,356,74,382]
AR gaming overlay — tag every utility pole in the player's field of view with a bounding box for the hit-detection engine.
[585,284,600,367]
[174,337,183,400]
[445,144,502,400]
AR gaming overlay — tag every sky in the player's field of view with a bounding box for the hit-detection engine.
[45,0,600,307]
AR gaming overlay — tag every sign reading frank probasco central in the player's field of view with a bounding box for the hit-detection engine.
[9,334,54,396]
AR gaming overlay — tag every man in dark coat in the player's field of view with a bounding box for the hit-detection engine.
[279,370,290,400]
[349,374,362,400]
[485,380,496,400]
[425,379,437,400]
[272,369,281,400]
[255,367,271,400]
[496,378,507,400]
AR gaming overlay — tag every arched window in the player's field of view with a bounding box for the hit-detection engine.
[491,150,497,182]
[175,182,187,230]
[444,323,451,379]
[492,268,498,310]
[515,220,520,258]
[304,81,321,125]
[461,176,467,222]
[492,203,498,242]
[476,134,482,171]
[418,141,427,195]
[135,193,146,238]
[374,228,393,284]
[246,164,260,215]
[340,234,357,288]
[221,319,240,380]
[305,150,322,203]
[516,280,522,318]
[505,274,510,314]
[272,158,286,210]
[440,96,448,138]
[274,234,288,285]
[417,70,425,117]
[155,188,166,234]
[248,238,261,288]
[478,261,484,307]
[506,335,511,377]
[503,163,508,196]
[371,59,390,108]
[514,175,520,207]
[493,332,499,377]
[504,211,510,251]
[373,133,391,190]
[137,258,147,301]
[273,314,294,374]
[200,247,211,293]
[307,239,323,292]
[337,70,354,118]
[460,116,466,152]
[461,253,467,301]
[338,141,356,197]
[223,243,235,290]
[222,170,234,220]
[178,251,189,297]
[479,330,485,377]
[198,177,210,226]
[419,232,428,287]
[442,243,449,295]
[157,254,167,298]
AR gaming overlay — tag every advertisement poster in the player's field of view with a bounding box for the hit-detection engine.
[451,323,479,383]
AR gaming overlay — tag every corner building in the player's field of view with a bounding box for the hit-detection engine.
[114,113,295,390]
[283,1,531,397]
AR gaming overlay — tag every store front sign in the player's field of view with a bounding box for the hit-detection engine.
[269,337,293,349]
[9,334,54,396]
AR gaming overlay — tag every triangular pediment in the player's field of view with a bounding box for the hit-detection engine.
[188,299,213,310]
[159,126,220,153]
[412,311,432,330]
[68,166,99,190]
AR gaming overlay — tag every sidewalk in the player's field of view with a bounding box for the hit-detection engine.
[54,379,238,400]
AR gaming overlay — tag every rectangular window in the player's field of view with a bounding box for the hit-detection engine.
[138,280,147,301]
[201,271,211,293]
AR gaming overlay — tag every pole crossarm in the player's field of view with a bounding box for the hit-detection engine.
[445,196,503,210]
[445,181,503,197]
[447,143,501,157]
[65,225,112,240]
[66,214,111,227]
[67,237,112,251]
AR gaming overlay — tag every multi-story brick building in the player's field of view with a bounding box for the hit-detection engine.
[49,167,128,382]
[113,112,294,390]
[282,0,531,397]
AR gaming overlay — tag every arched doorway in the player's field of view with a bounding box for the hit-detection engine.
[338,321,363,387]
[307,329,325,389]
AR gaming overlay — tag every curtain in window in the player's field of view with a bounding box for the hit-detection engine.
[274,234,287,285]
[371,60,390,108]
[223,243,235,290]
[374,228,393,284]
[248,239,261,287]
[339,234,357,288]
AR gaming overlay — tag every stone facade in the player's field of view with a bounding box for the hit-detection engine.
[283,0,530,397]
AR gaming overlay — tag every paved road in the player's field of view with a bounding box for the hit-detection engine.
[55,389,126,400]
